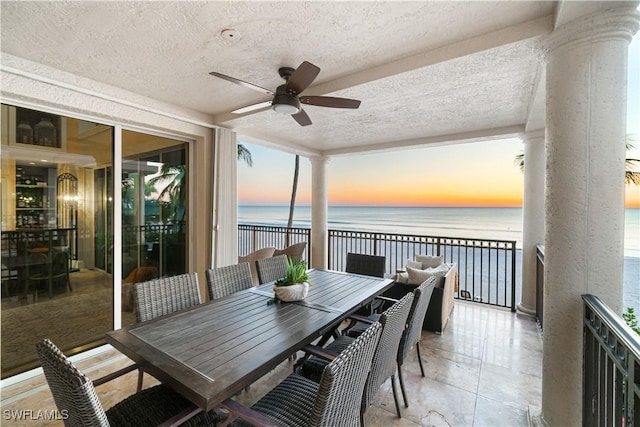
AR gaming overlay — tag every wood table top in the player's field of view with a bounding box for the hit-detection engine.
[106,269,392,411]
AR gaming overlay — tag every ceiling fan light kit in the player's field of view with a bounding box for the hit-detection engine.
[272,94,301,114]
[209,61,361,126]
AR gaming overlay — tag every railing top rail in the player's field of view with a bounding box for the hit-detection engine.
[328,228,517,245]
[583,294,640,355]
[238,224,310,232]
[239,224,516,245]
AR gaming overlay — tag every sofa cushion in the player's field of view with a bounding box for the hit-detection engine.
[415,254,444,269]
[406,264,448,285]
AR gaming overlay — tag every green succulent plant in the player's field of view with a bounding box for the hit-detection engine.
[274,258,310,287]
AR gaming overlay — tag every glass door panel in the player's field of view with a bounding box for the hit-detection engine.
[120,130,188,325]
[1,104,114,378]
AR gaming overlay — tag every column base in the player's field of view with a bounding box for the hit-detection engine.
[517,302,536,319]
[528,406,549,427]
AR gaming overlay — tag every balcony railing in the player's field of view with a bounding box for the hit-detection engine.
[583,294,640,427]
[238,224,517,311]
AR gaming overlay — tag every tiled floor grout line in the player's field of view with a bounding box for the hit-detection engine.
[471,312,490,427]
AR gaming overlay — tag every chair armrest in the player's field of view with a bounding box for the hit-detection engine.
[347,314,375,324]
[301,344,337,361]
[92,364,139,387]
[222,398,282,427]
[375,296,398,304]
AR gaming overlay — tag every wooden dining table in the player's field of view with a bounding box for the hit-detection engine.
[105,269,393,413]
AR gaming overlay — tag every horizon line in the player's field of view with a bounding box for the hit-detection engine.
[238,204,640,209]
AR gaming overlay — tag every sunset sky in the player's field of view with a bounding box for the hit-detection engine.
[238,34,640,209]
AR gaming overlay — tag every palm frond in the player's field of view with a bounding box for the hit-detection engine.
[238,144,253,167]
[514,152,524,173]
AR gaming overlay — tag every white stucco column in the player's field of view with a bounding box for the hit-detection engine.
[518,130,545,316]
[310,155,329,270]
[211,128,238,268]
[540,7,639,426]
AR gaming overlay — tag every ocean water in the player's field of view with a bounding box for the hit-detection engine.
[239,205,639,311]
[239,206,639,254]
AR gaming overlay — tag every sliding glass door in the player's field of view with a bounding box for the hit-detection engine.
[120,130,188,326]
[0,105,191,377]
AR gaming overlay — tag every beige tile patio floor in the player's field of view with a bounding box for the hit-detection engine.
[0,301,542,426]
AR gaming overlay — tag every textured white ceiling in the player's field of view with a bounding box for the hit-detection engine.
[0,1,557,155]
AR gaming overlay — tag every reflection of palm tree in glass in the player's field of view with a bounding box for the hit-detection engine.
[146,164,186,222]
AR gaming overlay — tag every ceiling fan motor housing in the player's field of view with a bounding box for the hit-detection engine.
[272,92,301,114]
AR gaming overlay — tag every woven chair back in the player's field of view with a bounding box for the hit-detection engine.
[398,276,436,365]
[362,291,414,410]
[256,254,288,284]
[310,322,383,427]
[205,262,253,300]
[36,339,109,427]
[345,253,386,278]
[273,241,307,262]
[238,247,276,285]
[133,272,201,322]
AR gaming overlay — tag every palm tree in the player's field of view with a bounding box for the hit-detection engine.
[515,135,640,185]
[625,139,640,185]
[286,155,300,246]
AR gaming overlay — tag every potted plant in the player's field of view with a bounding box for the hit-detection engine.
[273,258,311,302]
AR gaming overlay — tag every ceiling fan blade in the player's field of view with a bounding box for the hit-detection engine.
[209,71,274,95]
[292,109,312,126]
[286,61,320,95]
[231,101,272,114]
[300,96,361,109]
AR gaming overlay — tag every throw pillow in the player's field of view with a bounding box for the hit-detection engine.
[415,254,444,269]
[395,272,409,284]
[406,266,446,285]
[431,263,450,274]
[405,260,422,270]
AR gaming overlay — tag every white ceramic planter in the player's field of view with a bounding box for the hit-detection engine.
[273,282,309,302]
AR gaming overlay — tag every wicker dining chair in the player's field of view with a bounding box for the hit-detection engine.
[133,272,202,390]
[347,277,437,408]
[396,277,436,407]
[133,272,202,323]
[343,252,387,333]
[224,322,383,427]
[238,247,276,285]
[300,292,414,424]
[256,254,288,284]
[35,338,223,427]
[205,262,253,300]
[345,252,386,278]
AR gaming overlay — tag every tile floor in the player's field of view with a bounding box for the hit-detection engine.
[0,301,542,426]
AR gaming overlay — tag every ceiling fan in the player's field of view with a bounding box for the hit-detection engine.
[209,61,361,126]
